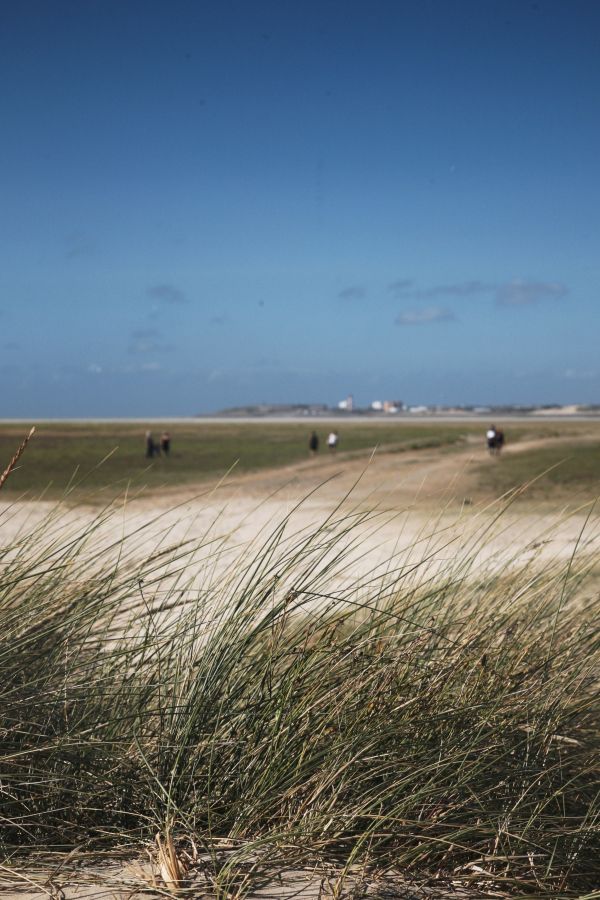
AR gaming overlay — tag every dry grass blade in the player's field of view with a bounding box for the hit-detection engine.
[0,426,35,490]
[0,863,55,897]
[155,831,185,893]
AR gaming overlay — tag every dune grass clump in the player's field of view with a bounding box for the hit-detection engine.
[0,494,599,895]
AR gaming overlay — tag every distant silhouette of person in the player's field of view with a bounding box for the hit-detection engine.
[145,431,156,458]
[327,431,339,452]
[309,431,319,455]
[160,431,171,456]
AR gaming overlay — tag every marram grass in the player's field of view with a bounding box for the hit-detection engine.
[0,492,599,896]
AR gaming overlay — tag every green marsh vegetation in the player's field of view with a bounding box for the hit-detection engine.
[477,440,600,504]
[0,444,599,896]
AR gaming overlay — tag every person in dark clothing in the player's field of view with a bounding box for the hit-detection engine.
[309,431,319,455]
[160,431,171,456]
[145,431,156,458]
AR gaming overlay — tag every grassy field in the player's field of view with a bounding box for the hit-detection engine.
[476,439,600,503]
[0,419,597,501]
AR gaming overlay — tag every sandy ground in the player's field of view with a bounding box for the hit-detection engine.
[1,435,598,591]
[0,860,504,899]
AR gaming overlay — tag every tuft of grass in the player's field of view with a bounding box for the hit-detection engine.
[0,489,598,895]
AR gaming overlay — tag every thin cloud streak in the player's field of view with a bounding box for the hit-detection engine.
[128,327,173,355]
[128,339,174,355]
[495,280,568,306]
[389,278,568,310]
[395,307,456,325]
[146,283,187,304]
[388,278,414,296]
[338,285,366,300]
[389,279,492,300]
[564,367,597,380]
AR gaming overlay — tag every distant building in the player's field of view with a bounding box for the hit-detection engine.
[338,394,354,411]
[371,399,403,413]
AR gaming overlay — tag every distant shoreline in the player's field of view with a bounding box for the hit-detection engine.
[1,413,600,425]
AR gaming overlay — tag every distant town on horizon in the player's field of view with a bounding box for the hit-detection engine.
[208,397,600,419]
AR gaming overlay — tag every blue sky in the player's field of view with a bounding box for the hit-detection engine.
[1,0,599,415]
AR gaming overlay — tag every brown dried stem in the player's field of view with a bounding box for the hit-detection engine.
[0,427,36,491]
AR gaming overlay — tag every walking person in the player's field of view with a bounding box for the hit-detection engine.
[309,431,319,456]
[327,430,339,452]
[145,431,156,459]
[160,431,171,456]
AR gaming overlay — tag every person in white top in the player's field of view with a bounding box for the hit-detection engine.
[486,425,497,455]
[327,431,339,451]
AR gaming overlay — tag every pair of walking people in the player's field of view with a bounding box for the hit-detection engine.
[145,431,171,458]
[486,425,504,455]
[309,430,339,455]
